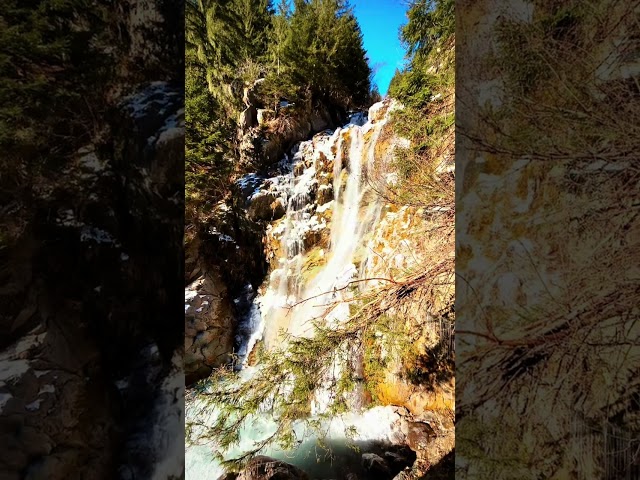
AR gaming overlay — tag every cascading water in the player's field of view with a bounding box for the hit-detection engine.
[186,104,407,479]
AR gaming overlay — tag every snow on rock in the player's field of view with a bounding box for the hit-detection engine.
[80,226,120,245]
[25,399,43,411]
[0,359,30,384]
[236,173,265,201]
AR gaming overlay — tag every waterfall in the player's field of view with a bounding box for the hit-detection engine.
[261,120,385,345]
[186,102,404,478]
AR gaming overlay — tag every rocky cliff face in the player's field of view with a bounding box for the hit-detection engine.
[237,79,339,170]
[1,80,184,480]
[184,196,269,384]
[0,0,185,475]
[184,272,235,384]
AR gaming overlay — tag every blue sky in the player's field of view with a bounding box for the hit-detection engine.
[351,0,410,95]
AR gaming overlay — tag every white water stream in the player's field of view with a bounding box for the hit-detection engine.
[186,103,404,479]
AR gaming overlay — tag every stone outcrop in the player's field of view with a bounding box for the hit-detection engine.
[247,192,287,222]
[184,272,235,384]
[198,202,268,297]
[237,78,342,171]
[237,456,309,480]
[243,78,266,108]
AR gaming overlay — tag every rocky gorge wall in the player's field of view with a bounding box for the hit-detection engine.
[1,1,185,477]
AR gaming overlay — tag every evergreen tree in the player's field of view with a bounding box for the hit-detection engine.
[388,0,454,106]
[185,57,234,223]
[231,0,273,62]
[269,0,291,75]
[266,0,371,110]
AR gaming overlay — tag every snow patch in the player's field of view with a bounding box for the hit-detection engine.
[0,393,12,412]
[25,399,42,411]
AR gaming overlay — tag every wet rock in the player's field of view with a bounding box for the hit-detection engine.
[184,272,235,383]
[294,162,306,177]
[271,198,287,220]
[237,456,309,480]
[312,131,333,148]
[303,229,323,250]
[315,151,332,174]
[262,116,312,166]
[368,100,393,123]
[361,453,392,478]
[317,185,334,205]
[406,421,437,452]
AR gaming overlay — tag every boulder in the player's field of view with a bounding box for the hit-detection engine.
[262,118,312,166]
[406,421,437,452]
[361,453,392,478]
[248,192,286,222]
[237,456,309,480]
[243,78,266,108]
